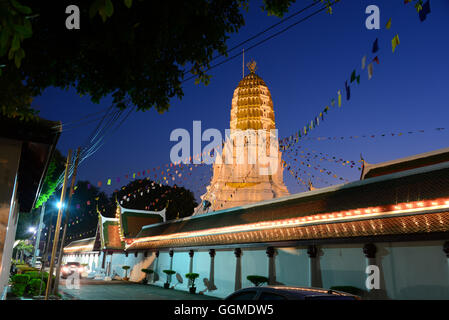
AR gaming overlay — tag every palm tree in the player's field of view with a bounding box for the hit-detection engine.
[15,241,33,263]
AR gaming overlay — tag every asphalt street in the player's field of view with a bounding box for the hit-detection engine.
[59,279,220,300]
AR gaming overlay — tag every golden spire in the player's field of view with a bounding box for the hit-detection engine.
[246,59,257,73]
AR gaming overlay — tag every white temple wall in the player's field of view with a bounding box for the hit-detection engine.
[193,251,211,293]
[320,244,366,290]
[153,251,171,286]
[241,249,267,289]
[171,251,190,291]
[378,241,449,299]
[211,250,235,298]
[275,247,309,287]
[61,239,449,299]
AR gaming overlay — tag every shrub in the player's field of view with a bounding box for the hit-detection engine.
[163,270,176,284]
[11,274,30,284]
[329,286,364,296]
[10,274,30,297]
[27,279,46,296]
[141,268,154,274]
[185,273,199,288]
[247,275,268,287]
[163,270,176,275]
[122,265,131,279]
[12,283,27,297]
[16,265,39,273]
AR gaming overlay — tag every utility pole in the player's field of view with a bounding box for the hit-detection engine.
[37,202,54,297]
[32,202,46,267]
[53,147,81,294]
[45,149,72,300]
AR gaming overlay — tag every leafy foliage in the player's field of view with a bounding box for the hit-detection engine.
[10,274,30,297]
[112,179,197,221]
[61,180,108,244]
[11,273,30,284]
[141,268,154,274]
[35,149,66,209]
[163,270,176,275]
[27,278,45,296]
[0,0,299,117]
[185,272,199,288]
[247,275,268,287]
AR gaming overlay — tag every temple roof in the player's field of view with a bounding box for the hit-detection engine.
[63,237,96,253]
[361,146,449,179]
[116,203,166,239]
[230,61,276,131]
[129,158,449,250]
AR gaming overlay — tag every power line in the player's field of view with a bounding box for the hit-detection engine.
[52,106,111,129]
[183,1,339,83]
[182,1,321,77]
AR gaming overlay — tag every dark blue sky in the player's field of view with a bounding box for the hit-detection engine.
[33,1,449,198]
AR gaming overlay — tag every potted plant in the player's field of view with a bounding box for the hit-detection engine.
[141,268,154,284]
[185,273,199,294]
[162,270,176,289]
[122,266,131,281]
[247,275,268,287]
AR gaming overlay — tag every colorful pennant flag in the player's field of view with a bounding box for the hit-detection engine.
[386,18,392,29]
[372,38,379,53]
[367,63,373,80]
[419,0,431,22]
[392,34,400,53]
[345,81,351,100]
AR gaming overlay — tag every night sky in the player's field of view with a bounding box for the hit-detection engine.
[33,1,449,199]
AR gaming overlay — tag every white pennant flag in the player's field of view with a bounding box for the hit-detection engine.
[362,55,367,70]
[367,63,373,80]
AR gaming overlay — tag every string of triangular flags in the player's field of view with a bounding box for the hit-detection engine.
[280,0,432,152]
[292,127,445,142]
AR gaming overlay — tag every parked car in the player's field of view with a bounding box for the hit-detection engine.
[61,262,84,279]
[225,286,360,300]
[34,257,42,269]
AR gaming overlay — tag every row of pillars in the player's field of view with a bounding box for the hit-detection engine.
[155,241,449,293]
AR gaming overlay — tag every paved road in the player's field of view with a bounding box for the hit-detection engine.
[60,279,220,300]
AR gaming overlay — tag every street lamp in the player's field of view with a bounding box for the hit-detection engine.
[28,226,37,234]
[56,201,63,209]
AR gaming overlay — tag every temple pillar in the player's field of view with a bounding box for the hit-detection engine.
[443,242,449,284]
[208,249,217,291]
[154,251,159,283]
[307,245,322,288]
[169,250,174,283]
[266,247,276,285]
[188,250,194,287]
[234,248,242,291]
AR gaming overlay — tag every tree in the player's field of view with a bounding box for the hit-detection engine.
[61,180,108,244]
[15,240,33,262]
[113,179,197,221]
[35,149,66,209]
[0,0,308,118]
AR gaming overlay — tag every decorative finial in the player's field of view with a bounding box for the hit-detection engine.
[246,59,257,73]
